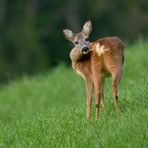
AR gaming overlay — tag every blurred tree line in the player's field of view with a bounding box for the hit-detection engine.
[0,0,148,80]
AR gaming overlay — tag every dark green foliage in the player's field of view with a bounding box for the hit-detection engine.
[0,0,148,80]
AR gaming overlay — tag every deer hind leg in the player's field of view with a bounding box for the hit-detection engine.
[111,71,121,116]
[85,77,94,121]
[101,79,107,113]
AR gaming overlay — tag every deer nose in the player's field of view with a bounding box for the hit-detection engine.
[82,47,89,52]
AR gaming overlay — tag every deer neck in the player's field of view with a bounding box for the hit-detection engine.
[70,47,92,71]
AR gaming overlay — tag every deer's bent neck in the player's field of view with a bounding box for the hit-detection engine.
[70,43,93,71]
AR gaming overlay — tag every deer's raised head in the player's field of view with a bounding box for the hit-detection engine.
[63,20,92,54]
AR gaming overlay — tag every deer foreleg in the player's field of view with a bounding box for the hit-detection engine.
[85,77,94,121]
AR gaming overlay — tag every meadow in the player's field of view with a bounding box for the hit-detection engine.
[0,41,147,148]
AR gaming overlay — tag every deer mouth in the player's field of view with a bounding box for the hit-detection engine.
[81,47,90,54]
[82,50,89,54]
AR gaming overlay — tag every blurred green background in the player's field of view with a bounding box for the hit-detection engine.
[0,0,148,81]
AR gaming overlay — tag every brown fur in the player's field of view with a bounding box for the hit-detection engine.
[71,37,124,120]
[63,21,124,120]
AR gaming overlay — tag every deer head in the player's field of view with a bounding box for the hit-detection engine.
[63,20,92,54]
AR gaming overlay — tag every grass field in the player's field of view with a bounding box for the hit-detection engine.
[0,41,148,148]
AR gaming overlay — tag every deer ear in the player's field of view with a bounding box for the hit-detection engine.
[63,29,75,41]
[82,20,92,36]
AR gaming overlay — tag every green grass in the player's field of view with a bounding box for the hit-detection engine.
[0,41,148,148]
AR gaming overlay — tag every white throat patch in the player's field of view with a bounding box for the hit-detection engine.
[95,43,105,56]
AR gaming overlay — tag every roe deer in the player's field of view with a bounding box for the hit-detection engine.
[63,21,124,120]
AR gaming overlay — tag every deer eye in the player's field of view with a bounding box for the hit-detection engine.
[85,38,89,41]
[75,41,79,44]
